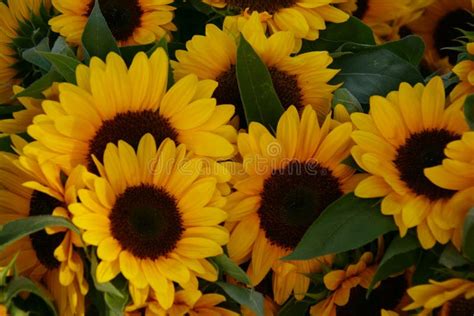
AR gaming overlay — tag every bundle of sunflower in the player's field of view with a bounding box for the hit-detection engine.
[0,0,474,315]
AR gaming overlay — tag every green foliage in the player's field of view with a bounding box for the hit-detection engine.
[39,52,82,84]
[286,194,397,260]
[236,36,284,131]
[462,207,474,261]
[217,282,264,316]
[439,244,470,269]
[15,70,64,98]
[332,88,363,113]
[464,94,474,130]
[0,215,80,251]
[212,254,251,285]
[82,0,120,61]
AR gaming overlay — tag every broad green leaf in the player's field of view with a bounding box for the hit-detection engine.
[22,37,51,71]
[120,43,156,65]
[332,88,363,113]
[15,70,64,98]
[301,17,375,53]
[103,276,129,316]
[462,207,474,261]
[0,252,19,286]
[368,235,420,294]
[236,36,284,131]
[286,194,397,260]
[0,105,24,119]
[330,49,423,104]
[412,249,442,285]
[212,254,251,285]
[217,282,264,316]
[39,52,81,84]
[0,215,80,251]
[340,35,425,66]
[51,36,75,57]
[463,94,474,130]
[439,244,470,268]
[89,252,124,298]
[81,0,120,60]
[6,276,57,316]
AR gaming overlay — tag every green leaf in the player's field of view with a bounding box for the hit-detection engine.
[367,235,420,294]
[439,244,470,268]
[39,52,81,84]
[0,252,19,286]
[0,134,14,153]
[211,254,251,285]
[330,49,424,105]
[5,276,57,316]
[0,105,24,119]
[412,249,442,285]
[0,215,80,251]
[286,193,397,260]
[236,36,284,131]
[22,37,51,71]
[332,88,363,113]
[89,252,124,298]
[278,298,311,316]
[217,282,264,316]
[103,276,129,316]
[119,43,156,65]
[51,36,75,57]
[15,70,64,98]
[301,17,375,53]
[463,94,474,130]
[462,207,474,261]
[81,0,120,60]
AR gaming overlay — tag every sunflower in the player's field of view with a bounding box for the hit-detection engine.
[0,136,88,315]
[0,0,52,104]
[0,84,58,134]
[351,76,470,249]
[424,131,474,249]
[310,252,411,316]
[404,278,474,315]
[450,42,474,103]
[225,105,364,304]
[70,134,229,309]
[126,289,238,315]
[405,0,474,72]
[201,0,348,47]
[26,48,236,175]
[337,0,432,42]
[172,13,340,126]
[49,0,176,46]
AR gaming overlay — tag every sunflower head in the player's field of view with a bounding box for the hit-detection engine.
[404,278,474,315]
[0,0,53,104]
[70,134,229,309]
[49,0,176,46]
[0,136,88,315]
[26,48,236,175]
[351,76,469,249]
[172,12,340,127]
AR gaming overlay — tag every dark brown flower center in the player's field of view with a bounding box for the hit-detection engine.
[87,0,143,41]
[29,191,66,270]
[336,274,407,315]
[394,129,459,201]
[353,0,369,19]
[226,0,297,13]
[434,9,474,65]
[437,297,474,316]
[214,65,302,127]
[87,110,178,173]
[258,160,343,250]
[109,184,183,259]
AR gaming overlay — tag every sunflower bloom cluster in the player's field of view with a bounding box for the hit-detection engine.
[0,0,474,315]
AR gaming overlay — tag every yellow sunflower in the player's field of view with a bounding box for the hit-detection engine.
[26,48,236,175]
[351,76,469,249]
[69,134,229,309]
[450,42,474,103]
[424,131,474,249]
[0,84,58,134]
[172,13,340,126]
[225,105,364,304]
[0,0,52,104]
[49,0,176,46]
[310,252,411,316]
[202,0,348,50]
[406,0,474,72]
[337,0,432,42]
[404,278,474,316]
[126,289,238,315]
[0,136,88,315]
